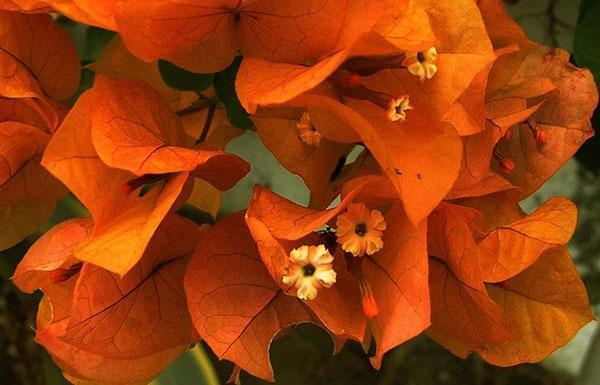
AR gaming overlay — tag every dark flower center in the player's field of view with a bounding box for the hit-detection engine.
[417,52,426,63]
[303,264,316,277]
[355,223,368,237]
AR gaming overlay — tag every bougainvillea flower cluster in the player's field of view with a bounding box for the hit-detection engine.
[1,0,597,383]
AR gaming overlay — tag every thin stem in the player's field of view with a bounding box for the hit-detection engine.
[190,344,221,385]
[176,97,212,117]
[196,102,217,144]
[341,54,407,76]
[549,0,559,46]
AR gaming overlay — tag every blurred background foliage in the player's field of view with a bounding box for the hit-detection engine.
[1,0,600,384]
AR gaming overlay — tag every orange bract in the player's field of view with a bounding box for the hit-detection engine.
[185,212,320,380]
[426,187,591,364]
[450,1,597,199]
[246,178,430,367]
[12,218,93,292]
[50,0,392,73]
[42,76,249,275]
[29,215,200,385]
[236,0,496,224]
[0,0,50,12]
[2,0,597,382]
[251,106,354,208]
[0,11,79,249]
[0,11,80,102]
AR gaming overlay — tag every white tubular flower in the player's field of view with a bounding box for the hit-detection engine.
[282,244,337,300]
[402,47,438,80]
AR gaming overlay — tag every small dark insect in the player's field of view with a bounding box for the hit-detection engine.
[318,227,338,254]
[329,155,347,182]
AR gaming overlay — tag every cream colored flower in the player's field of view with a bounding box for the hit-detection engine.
[297,112,322,146]
[402,47,438,80]
[336,203,386,257]
[282,244,337,300]
[387,96,412,122]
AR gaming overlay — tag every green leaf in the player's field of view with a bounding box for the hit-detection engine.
[158,60,214,92]
[176,204,216,226]
[83,27,115,63]
[579,0,597,16]
[240,324,377,385]
[214,56,254,129]
[151,344,223,385]
[68,68,95,106]
[223,100,254,129]
[56,17,114,64]
[573,1,600,174]
[574,1,600,82]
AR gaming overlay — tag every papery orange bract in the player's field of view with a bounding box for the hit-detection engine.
[235,33,397,114]
[0,201,56,249]
[236,0,496,224]
[90,36,243,152]
[41,89,188,276]
[246,178,430,367]
[185,212,321,380]
[110,0,391,73]
[90,76,249,190]
[90,36,185,108]
[238,63,463,225]
[0,122,49,187]
[477,197,577,282]
[0,11,80,249]
[34,0,117,29]
[5,0,114,48]
[251,106,354,208]
[38,320,188,385]
[361,203,429,366]
[450,1,596,199]
[0,98,49,129]
[2,0,596,381]
[0,0,50,12]
[427,186,590,364]
[61,215,199,359]
[346,99,463,225]
[427,258,513,354]
[0,10,80,133]
[12,218,93,292]
[477,0,529,48]
[186,179,222,219]
[237,0,494,123]
[429,247,594,363]
[373,0,432,52]
[0,11,80,102]
[32,215,199,385]
[42,76,249,275]
[427,202,486,290]
[382,0,495,129]
[246,187,367,344]
[492,47,597,197]
[479,247,594,365]
[0,122,62,249]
